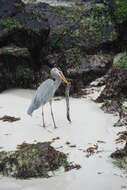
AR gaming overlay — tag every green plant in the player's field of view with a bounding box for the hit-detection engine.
[0,18,21,31]
[113,53,127,69]
[114,0,127,23]
[112,157,127,169]
[65,48,81,67]
[51,3,117,51]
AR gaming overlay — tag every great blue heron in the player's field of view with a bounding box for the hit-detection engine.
[27,68,69,128]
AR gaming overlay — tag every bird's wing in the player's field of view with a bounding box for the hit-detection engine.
[27,79,55,115]
[34,79,55,105]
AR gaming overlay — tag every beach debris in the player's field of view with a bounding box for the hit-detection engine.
[85,144,99,157]
[69,145,77,148]
[97,140,106,144]
[121,185,126,189]
[96,150,104,154]
[114,114,127,127]
[111,141,127,171]
[0,142,67,178]
[116,131,127,144]
[111,149,127,159]
[54,97,62,101]
[4,133,11,136]
[65,164,81,172]
[0,142,80,179]
[16,142,28,149]
[111,131,127,171]
[101,99,127,127]
[86,144,98,153]
[78,148,83,151]
[52,137,60,141]
[111,131,127,164]
[65,141,76,148]
[97,172,103,175]
[0,115,20,122]
[55,146,63,149]
[101,99,122,115]
[66,141,71,145]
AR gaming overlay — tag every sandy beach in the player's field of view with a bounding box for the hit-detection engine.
[0,89,126,190]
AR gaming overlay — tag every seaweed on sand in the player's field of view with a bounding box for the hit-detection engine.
[0,142,68,179]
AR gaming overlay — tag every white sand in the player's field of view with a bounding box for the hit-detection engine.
[0,89,127,190]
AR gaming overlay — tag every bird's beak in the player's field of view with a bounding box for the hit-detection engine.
[59,72,69,85]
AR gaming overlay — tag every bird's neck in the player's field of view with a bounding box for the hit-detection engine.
[54,78,62,91]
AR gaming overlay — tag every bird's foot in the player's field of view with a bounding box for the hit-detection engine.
[54,125,57,129]
[42,124,46,128]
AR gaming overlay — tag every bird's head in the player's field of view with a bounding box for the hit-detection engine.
[50,68,69,85]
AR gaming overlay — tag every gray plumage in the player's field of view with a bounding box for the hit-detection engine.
[27,79,56,116]
[27,68,69,128]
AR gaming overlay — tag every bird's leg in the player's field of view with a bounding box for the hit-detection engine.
[49,100,57,129]
[42,106,46,128]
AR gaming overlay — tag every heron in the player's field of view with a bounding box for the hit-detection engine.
[27,67,69,128]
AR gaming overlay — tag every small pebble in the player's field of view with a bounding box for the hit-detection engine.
[69,145,76,148]
[66,141,71,145]
[121,185,126,189]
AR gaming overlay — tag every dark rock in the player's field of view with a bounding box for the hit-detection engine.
[0,45,32,61]
[90,76,107,87]
[101,97,127,127]
[0,0,51,92]
[97,68,127,102]
[0,45,35,91]
[0,0,24,19]
[0,142,68,178]
[0,0,118,95]
[0,0,50,65]
[116,131,127,143]
[111,148,127,159]
[101,99,122,115]
[44,52,66,69]
[114,112,127,127]
[67,54,112,78]
[44,53,112,95]
[111,140,127,160]
[0,46,65,94]
[117,21,127,48]
[111,135,127,169]
[113,52,127,69]
[26,2,117,52]
[67,54,112,92]
[65,164,81,172]
[100,98,127,127]
[97,53,127,127]
[0,115,20,122]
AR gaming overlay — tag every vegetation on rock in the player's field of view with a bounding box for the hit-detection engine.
[111,139,127,170]
[0,17,21,31]
[49,3,117,51]
[0,0,123,94]
[64,48,81,67]
[114,0,127,23]
[113,52,127,69]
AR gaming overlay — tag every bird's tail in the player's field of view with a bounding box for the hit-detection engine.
[27,105,33,116]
